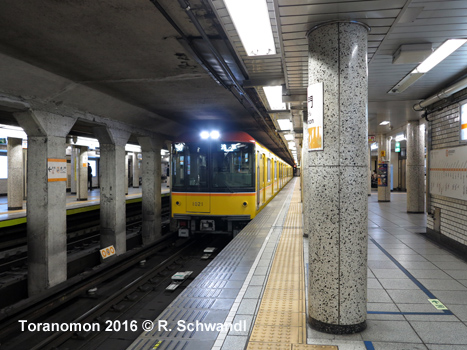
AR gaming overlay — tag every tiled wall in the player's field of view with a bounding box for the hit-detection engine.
[427,87,467,247]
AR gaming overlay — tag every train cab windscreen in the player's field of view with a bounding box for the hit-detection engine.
[172,142,254,192]
[211,142,254,191]
[172,143,209,191]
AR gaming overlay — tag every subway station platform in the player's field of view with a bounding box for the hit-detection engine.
[0,184,170,223]
[128,178,467,350]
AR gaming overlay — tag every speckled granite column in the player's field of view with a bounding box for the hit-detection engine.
[407,121,425,213]
[302,121,310,237]
[377,134,391,202]
[305,21,368,334]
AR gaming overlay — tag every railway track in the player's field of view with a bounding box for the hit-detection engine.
[0,197,170,308]
[0,233,230,350]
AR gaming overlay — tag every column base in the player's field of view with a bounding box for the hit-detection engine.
[378,200,390,202]
[309,316,367,334]
[8,206,23,210]
[407,211,424,213]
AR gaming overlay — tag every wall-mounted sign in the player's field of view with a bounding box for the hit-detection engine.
[0,138,6,145]
[100,245,116,259]
[47,158,67,182]
[380,150,386,157]
[307,82,323,151]
[395,142,401,153]
[368,135,376,143]
[460,102,467,141]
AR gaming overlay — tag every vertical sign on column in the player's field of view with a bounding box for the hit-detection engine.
[47,158,67,182]
[307,82,324,151]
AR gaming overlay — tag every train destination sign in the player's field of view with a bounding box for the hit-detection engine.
[307,82,323,151]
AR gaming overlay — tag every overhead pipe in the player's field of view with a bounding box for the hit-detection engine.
[413,75,467,111]
[176,0,282,141]
[149,0,228,89]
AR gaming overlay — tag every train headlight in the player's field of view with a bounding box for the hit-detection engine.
[200,131,209,139]
[210,130,220,139]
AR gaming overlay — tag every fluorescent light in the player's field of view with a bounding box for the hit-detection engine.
[379,121,390,126]
[288,141,295,148]
[277,119,292,131]
[415,39,467,73]
[284,134,294,141]
[75,136,100,149]
[263,86,286,110]
[125,144,142,152]
[394,134,406,141]
[0,124,27,139]
[389,39,467,94]
[370,142,378,150]
[224,0,276,56]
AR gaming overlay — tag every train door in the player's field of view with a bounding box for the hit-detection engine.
[256,151,260,209]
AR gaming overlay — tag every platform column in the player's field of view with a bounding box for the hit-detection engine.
[125,152,129,195]
[94,127,131,256]
[14,110,76,295]
[407,120,425,213]
[70,145,78,194]
[368,145,372,196]
[133,152,140,188]
[76,146,88,200]
[302,120,310,237]
[377,134,391,202]
[7,137,23,210]
[305,21,369,334]
[138,136,162,244]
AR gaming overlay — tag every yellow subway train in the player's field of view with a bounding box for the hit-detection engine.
[171,131,293,236]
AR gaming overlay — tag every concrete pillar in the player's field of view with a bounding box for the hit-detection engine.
[70,146,78,194]
[125,152,129,195]
[94,127,130,256]
[132,153,140,188]
[407,121,425,213]
[305,21,369,334]
[76,146,88,200]
[377,134,391,202]
[7,137,23,210]
[23,148,27,200]
[14,110,76,295]
[138,136,162,244]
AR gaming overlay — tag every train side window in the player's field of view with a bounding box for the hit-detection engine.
[274,161,277,180]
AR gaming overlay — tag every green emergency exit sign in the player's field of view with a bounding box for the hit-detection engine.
[395,142,400,153]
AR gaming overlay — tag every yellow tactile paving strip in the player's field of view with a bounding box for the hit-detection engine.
[246,182,338,350]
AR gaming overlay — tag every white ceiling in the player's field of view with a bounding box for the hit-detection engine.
[0,0,466,165]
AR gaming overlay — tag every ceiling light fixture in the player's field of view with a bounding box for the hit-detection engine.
[284,134,294,141]
[394,134,406,142]
[224,0,276,56]
[277,119,292,131]
[389,39,467,94]
[263,86,286,110]
[379,121,390,126]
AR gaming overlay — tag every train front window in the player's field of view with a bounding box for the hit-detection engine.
[172,143,186,189]
[211,142,254,191]
[186,144,208,190]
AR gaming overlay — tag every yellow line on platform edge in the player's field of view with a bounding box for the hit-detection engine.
[246,180,337,350]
